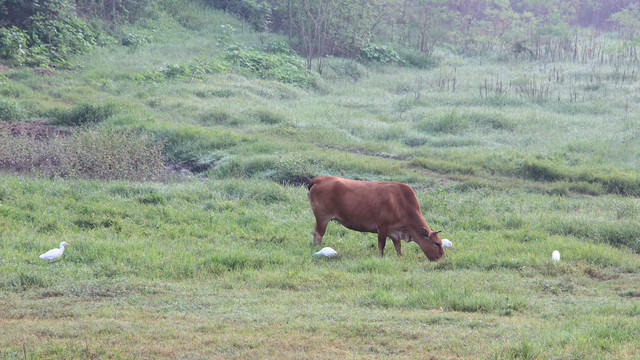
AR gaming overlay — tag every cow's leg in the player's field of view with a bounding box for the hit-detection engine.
[392,239,402,257]
[313,216,329,245]
[377,229,389,257]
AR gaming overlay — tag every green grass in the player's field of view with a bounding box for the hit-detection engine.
[2,2,640,358]
[2,176,640,359]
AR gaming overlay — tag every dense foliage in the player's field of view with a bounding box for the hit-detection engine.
[0,0,109,67]
[208,0,640,68]
[1,0,639,70]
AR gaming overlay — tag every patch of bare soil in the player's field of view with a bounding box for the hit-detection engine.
[278,175,312,187]
[0,121,69,140]
[584,267,619,281]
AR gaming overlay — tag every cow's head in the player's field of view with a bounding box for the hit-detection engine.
[416,228,444,261]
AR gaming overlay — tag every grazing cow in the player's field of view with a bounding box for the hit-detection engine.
[307,176,444,261]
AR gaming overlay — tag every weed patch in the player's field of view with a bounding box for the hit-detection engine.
[0,128,165,180]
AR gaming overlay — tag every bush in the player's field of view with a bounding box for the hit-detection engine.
[224,46,318,87]
[132,58,230,84]
[131,47,313,87]
[0,1,108,67]
[121,30,153,47]
[204,0,273,31]
[22,15,104,67]
[0,27,29,65]
[0,98,26,122]
[322,58,368,81]
[264,39,295,55]
[52,102,119,126]
[359,43,403,64]
[393,45,437,69]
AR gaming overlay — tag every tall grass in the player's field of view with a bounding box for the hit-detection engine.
[0,129,165,180]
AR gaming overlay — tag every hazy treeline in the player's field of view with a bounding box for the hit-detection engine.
[210,0,640,59]
[1,0,639,68]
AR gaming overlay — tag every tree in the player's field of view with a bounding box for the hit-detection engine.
[281,0,388,72]
[392,0,451,55]
[286,0,335,72]
[609,3,640,40]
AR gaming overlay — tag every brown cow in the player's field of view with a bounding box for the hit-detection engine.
[307,176,444,261]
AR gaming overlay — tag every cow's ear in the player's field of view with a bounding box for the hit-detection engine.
[422,227,430,237]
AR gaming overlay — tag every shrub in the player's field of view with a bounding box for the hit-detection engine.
[25,16,104,67]
[224,46,318,87]
[52,102,119,126]
[0,98,26,122]
[264,39,295,55]
[132,58,230,84]
[121,30,153,47]
[0,26,29,65]
[394,44,437,69]
[205,0,273,31]
[162,63,191,79]
[360,43,403,64]
[323,58,368,81]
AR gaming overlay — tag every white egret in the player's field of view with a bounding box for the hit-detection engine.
[441,239,452,248]
[39,241,70,262]
[314,247,337,257]
[552,250,560,262]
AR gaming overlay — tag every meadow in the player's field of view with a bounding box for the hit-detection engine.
[1,4,640,359]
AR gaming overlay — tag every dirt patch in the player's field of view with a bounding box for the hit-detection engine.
[584,267,619,281]
[33,67,54,76]
[164,158,217,177]
[0,121,69,140]
[277,175,313,187]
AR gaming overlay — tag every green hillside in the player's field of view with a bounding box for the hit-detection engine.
[1,1,640,358]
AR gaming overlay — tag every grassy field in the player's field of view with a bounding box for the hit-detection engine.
[1,4,640,359]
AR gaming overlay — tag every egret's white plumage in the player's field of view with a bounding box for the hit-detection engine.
[441,239,452,248]
[314,247,337,257]
[39,241,70,261]
[552,250,560,262]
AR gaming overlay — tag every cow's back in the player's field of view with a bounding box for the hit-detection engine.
[308,176,423,232]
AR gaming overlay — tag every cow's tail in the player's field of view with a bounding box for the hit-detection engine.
[306,177,319,192]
